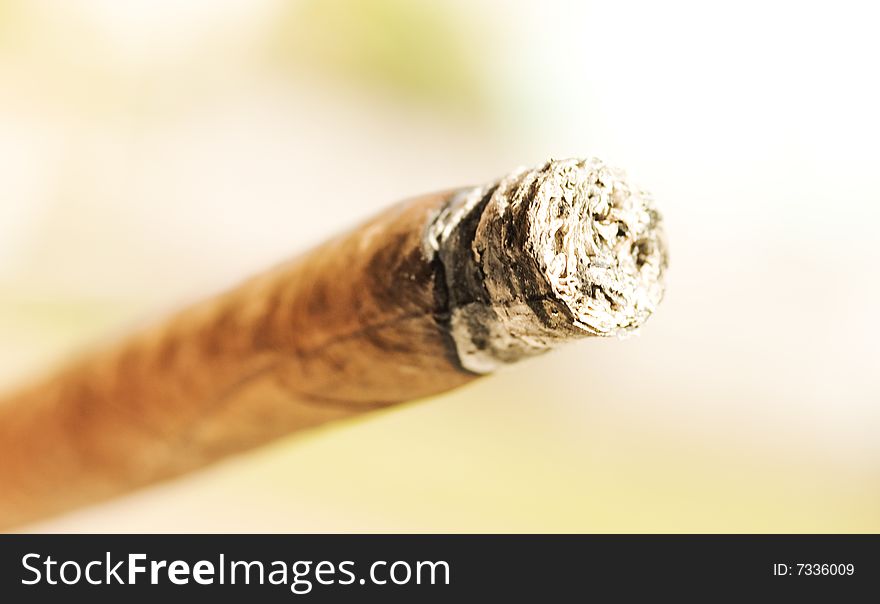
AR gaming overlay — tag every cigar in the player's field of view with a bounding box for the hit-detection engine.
[0,158,668,529]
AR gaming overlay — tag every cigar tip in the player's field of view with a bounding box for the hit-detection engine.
[527,157,668,337]
[428,157,668,373]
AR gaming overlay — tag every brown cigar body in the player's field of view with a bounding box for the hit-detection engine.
[0,191,472,528]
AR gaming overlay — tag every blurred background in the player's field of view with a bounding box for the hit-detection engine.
[1,0,878,532]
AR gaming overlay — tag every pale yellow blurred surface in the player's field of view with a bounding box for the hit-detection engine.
[1,0,878,532]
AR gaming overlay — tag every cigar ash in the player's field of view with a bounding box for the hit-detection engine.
[425,158,668,373]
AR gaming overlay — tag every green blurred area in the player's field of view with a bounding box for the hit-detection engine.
[274,0,489,113]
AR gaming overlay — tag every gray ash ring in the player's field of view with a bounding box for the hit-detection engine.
[425,157,668,373]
